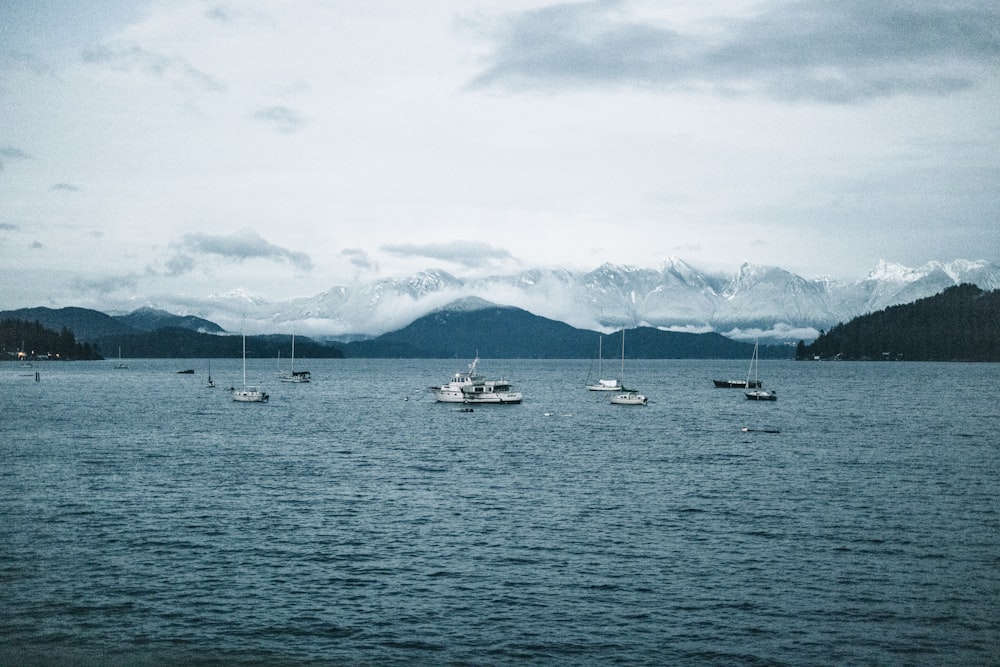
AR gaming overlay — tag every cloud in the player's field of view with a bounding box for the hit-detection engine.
[342,248,379,273]
[0,146,32,170]
[251,106,306,134]
[724,322,822,342]
[82,42,224,92]
[382,240,515,268]
[469,0,1000,102]
[29,241,43,249]
[75,272,143,296]
[0,223,20,231]
[175,230,313,271]
[663,323,716,335]
[51,183,80,191]
[165,253,196,276]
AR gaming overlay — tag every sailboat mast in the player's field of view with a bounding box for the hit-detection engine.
[597,336,602,377]
[242,333,247,388]
[755,341,760,386]
[746,339,758,387]
[620,328,626,382]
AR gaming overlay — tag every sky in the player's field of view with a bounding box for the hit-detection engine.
[2,0,999,312]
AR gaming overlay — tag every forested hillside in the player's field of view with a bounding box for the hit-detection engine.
[796,284,999,361]
[0,319,103,360]
[93,329,344,359]
[342,304,792,358]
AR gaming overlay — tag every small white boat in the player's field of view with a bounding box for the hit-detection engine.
[232,386,268,402]
[233,329,268,403]
[116,346,128,369]
[282,370,311,383]
[586,335,622,391]
[610,390,647,406]
[610,328,646,406]
[590,379,623,391]
[745,388,777,401]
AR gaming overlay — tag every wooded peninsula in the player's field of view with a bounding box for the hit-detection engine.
[796,284,999,362]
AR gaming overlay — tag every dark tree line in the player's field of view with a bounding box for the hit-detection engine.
[797,284,1000,361]
[0,319,103,360]
[1,321,346,360]
[93,327,344,359]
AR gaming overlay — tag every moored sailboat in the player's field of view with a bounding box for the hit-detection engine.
[586,335,622,391]
[610,328,647,406]
[744,339,776,401]
[280,326,311,383]
[232,328,268,403]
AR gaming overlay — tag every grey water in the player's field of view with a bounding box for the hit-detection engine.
[2,358,998,666]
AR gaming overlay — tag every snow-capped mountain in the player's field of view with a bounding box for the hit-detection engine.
[170,258,1000,342]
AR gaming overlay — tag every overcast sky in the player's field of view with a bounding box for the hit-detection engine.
[2,0,998,311]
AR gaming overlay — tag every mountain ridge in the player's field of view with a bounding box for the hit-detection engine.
[5,258,998,343]
[340,301,791,359]
[0,306,225,342]
[2,301,789,360]
[220,257,1000,341]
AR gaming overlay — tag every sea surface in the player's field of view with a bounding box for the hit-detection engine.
[2,358,999,666]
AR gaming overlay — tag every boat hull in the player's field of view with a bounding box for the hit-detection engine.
[713,379,761,388]
[233,388,269,402]
[587,380,622,391]
[463,392,523,404]
[431,388,467,402]
[611,392,647,405]
[744,390,776,401]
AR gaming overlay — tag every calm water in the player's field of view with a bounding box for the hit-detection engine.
[2,358,999,665]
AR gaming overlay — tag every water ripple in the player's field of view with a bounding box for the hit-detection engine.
[2,359,999,665]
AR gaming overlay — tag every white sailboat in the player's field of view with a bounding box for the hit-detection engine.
[232,329,268,403]
[206,359,216,388]
[116,345,128,369]
[280,326,310,383]
[744,339,776,401]
[586,335,622,391]
[610,328,647,405]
